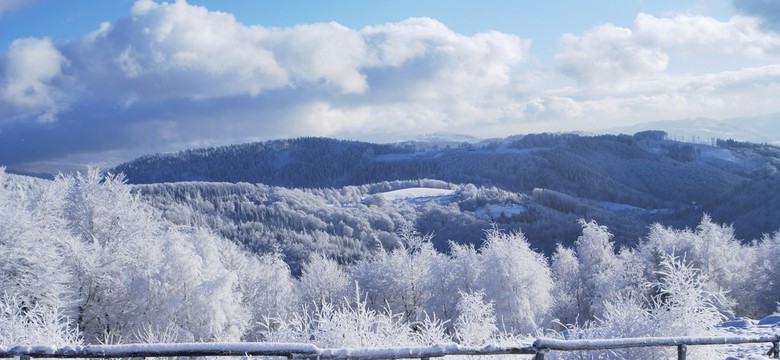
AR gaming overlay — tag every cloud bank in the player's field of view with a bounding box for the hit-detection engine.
[2,0,780,169]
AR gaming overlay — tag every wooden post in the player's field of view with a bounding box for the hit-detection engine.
[677,344,687,360]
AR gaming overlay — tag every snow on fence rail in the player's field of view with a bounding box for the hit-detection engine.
[0,334,778,360]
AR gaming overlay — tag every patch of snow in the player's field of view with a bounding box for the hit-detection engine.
[476,204,527,219]
[375,188,456,203]
[718,316,780,359]
[720,318,757,329]
[757,314,780,327]
[698,146,764,171]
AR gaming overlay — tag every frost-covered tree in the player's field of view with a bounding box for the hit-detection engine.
[52,170,272,343]
[0,169,75,316]
[572,220,626,321]
[299,254,351,313]
[227,248,298,341]
[550,244,581,326]
[549,220,646,326]
[752,231,780,316]
[637,215,750,316]
[351,226,443,321]
[477,227,553,334]
[426,241,482,324]
[559,253,726,360]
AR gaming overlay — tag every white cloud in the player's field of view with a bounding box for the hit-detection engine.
[556,13,780,88]
[634,13,780,56]
[0,0,36,16]
[83,0,289,99]
[0,0,534,165]
[523,96,583,120]
[1,37,69,123]
[363,18,529,97]
[556,23,668,88]
[270,22,370,93]
[62,0,528,106]
[552,64,780,130]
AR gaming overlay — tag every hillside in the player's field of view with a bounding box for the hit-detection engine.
[114,131,780,250]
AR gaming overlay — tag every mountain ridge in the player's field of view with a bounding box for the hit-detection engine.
[604,113,780,145]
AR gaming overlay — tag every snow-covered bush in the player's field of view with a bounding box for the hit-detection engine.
[262,287,448,348]
[454,290,497,346]
[0,294,81,347]
[557,253,726,359]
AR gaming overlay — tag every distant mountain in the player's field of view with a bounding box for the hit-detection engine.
[605,113,780,145]
[115,132,780,244]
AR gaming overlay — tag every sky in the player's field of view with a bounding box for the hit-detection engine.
[2,0,780,173]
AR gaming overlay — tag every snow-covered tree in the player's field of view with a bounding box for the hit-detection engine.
[477,227,553,334]
[560,253,726,359]
[550,244,581,326]
[0,170,75,315]
[426,241,481,324]
[752,231,780,316]
[351,226,442,321]
[299,254,351,312]
[637,215,750,316]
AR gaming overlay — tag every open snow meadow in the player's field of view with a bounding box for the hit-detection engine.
[4,0,780,359]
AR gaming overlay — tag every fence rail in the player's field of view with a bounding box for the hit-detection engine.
[1,334,778,360]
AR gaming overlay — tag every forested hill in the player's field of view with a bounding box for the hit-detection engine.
[115,132,780,241]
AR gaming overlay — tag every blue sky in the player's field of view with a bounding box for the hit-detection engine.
[1,0,779,172]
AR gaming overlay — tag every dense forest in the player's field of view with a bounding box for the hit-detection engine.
[116,131,780,244]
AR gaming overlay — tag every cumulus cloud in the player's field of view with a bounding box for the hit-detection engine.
[0,37,69,123]
[556,12,780,87]
[523,96,583,120]
[556,23,669,88]
[61,1,528,104]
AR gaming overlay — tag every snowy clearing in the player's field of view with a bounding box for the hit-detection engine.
[476,204,527,219]
[375,187,456,202]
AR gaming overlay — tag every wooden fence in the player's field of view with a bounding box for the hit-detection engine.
[1,334,778,360]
